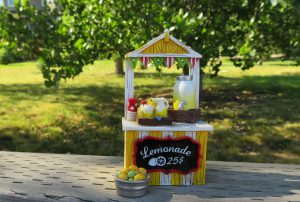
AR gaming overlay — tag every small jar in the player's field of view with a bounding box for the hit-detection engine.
[127,111,137,121]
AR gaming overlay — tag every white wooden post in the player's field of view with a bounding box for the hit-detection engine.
[195,60,200,108]
[124,59,134,117]
[190,59,200,109]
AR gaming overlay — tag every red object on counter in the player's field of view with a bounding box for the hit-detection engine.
[128,98,138,112]
[140,100,147,105]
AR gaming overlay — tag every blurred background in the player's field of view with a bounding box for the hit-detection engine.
[0,0,299,164]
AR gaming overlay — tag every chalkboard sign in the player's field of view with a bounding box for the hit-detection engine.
[133,136,201,174]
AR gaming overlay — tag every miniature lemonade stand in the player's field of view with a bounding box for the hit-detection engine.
[122,30,213,185]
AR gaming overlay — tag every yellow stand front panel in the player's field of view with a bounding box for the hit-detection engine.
[124,130,208,185]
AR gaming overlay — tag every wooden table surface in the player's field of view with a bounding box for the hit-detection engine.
[0,151,299,202]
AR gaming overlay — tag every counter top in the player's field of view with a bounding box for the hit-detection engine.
[122,117,213,132]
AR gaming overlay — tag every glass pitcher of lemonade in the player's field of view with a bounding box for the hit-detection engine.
[173,76,196,110]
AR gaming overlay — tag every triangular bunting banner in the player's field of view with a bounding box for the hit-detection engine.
[189,58,199,68]
[129,58,138,69]
[164,57,174,68]
[152,57,164,68]
[140,57,150,68]
[176,57,188,68]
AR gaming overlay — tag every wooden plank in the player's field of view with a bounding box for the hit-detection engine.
[0,151,299,202]
[0,195,50,202]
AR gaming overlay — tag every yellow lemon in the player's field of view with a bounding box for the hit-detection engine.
[173,100,180,110]
[129,165,139,171]
[154,108,168,118]
[147,99,157,107]
[127,170,137,178]
[137,108,145,118]
[134,173,146,181]
[121,167,129,175]
[144,112,154,119]
[138,167,147,175]
[118,173,128,181]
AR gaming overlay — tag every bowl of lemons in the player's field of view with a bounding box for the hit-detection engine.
[114,165,150,198]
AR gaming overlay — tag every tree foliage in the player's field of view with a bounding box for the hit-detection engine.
[162,0,300,76]
[0,0,59,63]
[0,0,299,87]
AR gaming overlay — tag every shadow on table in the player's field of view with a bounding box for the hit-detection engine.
[0,152,299,201]
[1,74,300,164]
[145,168,300,201]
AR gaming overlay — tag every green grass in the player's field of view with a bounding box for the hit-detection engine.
[0,60,299,164]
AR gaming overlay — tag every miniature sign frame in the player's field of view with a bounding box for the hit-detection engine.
[133,136,201,174]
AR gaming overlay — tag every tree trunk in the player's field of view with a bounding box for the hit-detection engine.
[115,57,124,75]
[200,72,204,98]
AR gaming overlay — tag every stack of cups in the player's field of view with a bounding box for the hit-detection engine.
[127,111,137,121]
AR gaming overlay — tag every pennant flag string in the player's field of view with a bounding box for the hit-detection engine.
[164,57,174,68]
[140,57,150,68]
[176,57,188,69]
[129,57,138,69]
[189,58,199,68]
[152,57,164,68]
[132,57,199,69]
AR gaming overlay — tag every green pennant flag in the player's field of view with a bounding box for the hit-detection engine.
[176,57,188,68]
[152,57,164,68]
[129,58,138,69]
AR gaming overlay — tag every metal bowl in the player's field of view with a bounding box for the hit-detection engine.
[114,175,150,198]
